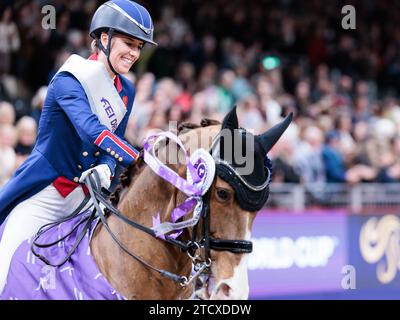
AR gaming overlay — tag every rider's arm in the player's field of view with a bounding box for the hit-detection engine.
[52,73,139,168]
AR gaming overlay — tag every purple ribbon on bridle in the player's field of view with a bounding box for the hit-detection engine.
[143,132,212,239]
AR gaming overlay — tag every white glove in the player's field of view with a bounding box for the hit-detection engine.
[79,164,112,189]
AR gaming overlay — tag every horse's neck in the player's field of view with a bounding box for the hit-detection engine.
[118,167,180,224]
[91,166,192,299]
[92,126,221,299]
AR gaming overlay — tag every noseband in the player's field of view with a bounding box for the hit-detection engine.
[190,189,253,264]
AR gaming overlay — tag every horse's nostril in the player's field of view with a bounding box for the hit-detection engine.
[217,282,231,298]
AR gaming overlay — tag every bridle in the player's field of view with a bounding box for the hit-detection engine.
[31,131,266,290]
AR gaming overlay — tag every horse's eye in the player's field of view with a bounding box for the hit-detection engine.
[216,188,231,202]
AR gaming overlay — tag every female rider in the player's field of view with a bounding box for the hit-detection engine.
[0,0,157,293]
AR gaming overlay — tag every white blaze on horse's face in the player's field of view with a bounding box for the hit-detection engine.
[210,225,252,300]
[195,176,256,301]
[194,174,255,301]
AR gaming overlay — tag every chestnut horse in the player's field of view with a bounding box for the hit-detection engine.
[1,107,292,300]
[90,108,291,299]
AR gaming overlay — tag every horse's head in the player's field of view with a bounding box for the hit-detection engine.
[192,107,292,299]
[92,107,291,300]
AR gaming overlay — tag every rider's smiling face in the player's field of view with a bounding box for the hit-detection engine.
[100,33,144,76]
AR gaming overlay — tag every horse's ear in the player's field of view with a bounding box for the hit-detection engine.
[222,106,239,131]
[258,112,293,154]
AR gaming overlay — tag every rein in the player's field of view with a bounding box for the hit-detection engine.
[31,131,253,289]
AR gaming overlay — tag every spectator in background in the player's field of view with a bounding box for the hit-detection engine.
[66,29,89,57]
[0,6,20,76]
[257,77,282,126]
[153,77,180,112]
[307,24,328,69]
[333,113,356,163]
[376,135,400,182]
[176,61,196,93]
[14,116,37,167]
[197,62,218,91]
[331,35,354,75]
[352,95,372,123]
[294,80,312,117]
[188,91,208,124]
[137,108,168,143]
[352,120,374,166]
[216,69,236,113]
[382,97,400,125]
[374,146,400,183]
[0,124,17,187]
[322,130,377,184]
[336,75,353,109]
[269,132,300,184]
[236,94,265,134]
[0,101,15,125]
[322,131,357,184]
[125,73,156,145]
[231,64,253,101]
[195,35,219,72]
[166,103,186,124]
[294,125,326,185]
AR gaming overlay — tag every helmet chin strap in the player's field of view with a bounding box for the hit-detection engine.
[96,28,119,76]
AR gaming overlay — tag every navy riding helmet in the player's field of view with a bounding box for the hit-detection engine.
[89,0,157,74]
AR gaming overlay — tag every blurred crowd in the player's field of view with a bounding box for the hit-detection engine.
[1,0,400,189]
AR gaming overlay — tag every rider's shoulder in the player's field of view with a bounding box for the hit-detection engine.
[50,72,84,93]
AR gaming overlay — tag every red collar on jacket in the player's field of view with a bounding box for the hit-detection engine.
[88,53,122,93]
